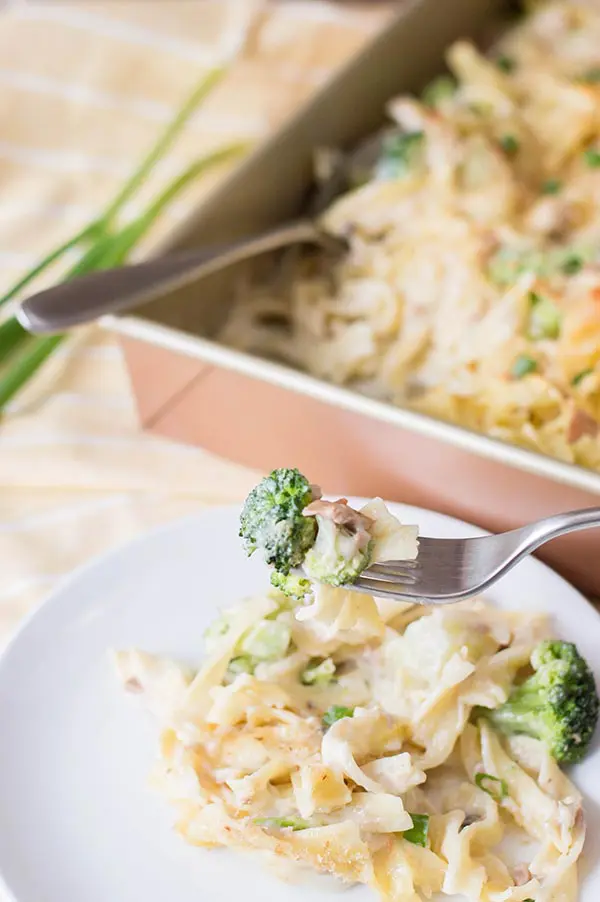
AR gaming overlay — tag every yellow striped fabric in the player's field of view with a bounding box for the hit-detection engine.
[0,2,394,644]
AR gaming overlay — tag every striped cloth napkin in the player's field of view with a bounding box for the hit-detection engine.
[0,1,394,640]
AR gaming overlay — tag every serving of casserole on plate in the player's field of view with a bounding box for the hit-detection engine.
[0,499,599,902]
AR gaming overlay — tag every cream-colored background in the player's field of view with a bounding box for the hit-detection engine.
[0,1,395,641]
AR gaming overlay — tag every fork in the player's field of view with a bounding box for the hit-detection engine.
[352,508,600,604]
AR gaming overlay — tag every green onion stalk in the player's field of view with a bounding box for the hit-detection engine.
[0,66,248,411]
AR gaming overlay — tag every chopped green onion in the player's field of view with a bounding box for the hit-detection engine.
[511,355,538,379]
[562,254,583,275]
[239,619,291,661]
[499,134,520,155]
[227,656,255,676]
[584,148,600,168]
[541,178,562,195]
[496,54,516,73]
[528,292,562,340]
[375,131,425,181]
[402,814,430,847]
[422,75,456,107]
[475,772,508,801]
[254,817,310,831]
[301,658,336,686]
[572,368,593,387]
[322,705,355,729]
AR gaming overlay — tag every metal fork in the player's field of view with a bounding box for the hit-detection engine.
[353,508,600,604]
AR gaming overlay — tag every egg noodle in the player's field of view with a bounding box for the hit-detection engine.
[220,1,600,473]
[114,500,586,901]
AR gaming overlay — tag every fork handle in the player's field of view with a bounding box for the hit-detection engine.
[16,219,344,335]
[522,507,600,552]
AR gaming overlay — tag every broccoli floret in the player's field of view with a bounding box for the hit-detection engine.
[480,640,599,764]
[303,516,373,587]
[239,468,317,574]
[270,570,312,600]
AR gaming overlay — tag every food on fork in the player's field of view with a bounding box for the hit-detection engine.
[239,467,418,596]
[114,467,599,901]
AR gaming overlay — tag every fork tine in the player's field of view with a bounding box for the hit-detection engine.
[369,560,420,572]
[356,573,419,591]
[352,576,419,599]
[362,566,419,584]
[367,562,420,578]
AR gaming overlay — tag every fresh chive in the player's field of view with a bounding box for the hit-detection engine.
[572,368,593,387]
[0,317,31,363]
[402,814,430,847]
[541,178,562,195]
[496,54,516,73]
[99,66,226,224]
[0,66,248,414]
[0,145,246,412]
[0,224,99,311]
[499,134,520,155]
[125,145,247,251]
[254,817,310,831]
[0,68,227,312]
[322,705,355,729]
[584,148,600,168]
[475,772,508,802]
[511,355,537,379]
[0,334,64,410]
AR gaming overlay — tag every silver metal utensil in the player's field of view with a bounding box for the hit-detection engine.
[353,508,600,604]
[16,220,345,335]
[17,130,389,336]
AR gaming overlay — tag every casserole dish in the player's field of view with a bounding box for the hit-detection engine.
[105,0,600,595]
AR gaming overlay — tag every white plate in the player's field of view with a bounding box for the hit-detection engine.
[0,501,599,902]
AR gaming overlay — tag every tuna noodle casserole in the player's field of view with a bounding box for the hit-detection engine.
[222,1,600,472]
[114,470,599,902]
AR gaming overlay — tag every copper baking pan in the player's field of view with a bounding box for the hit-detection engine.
[104,0,600,597]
